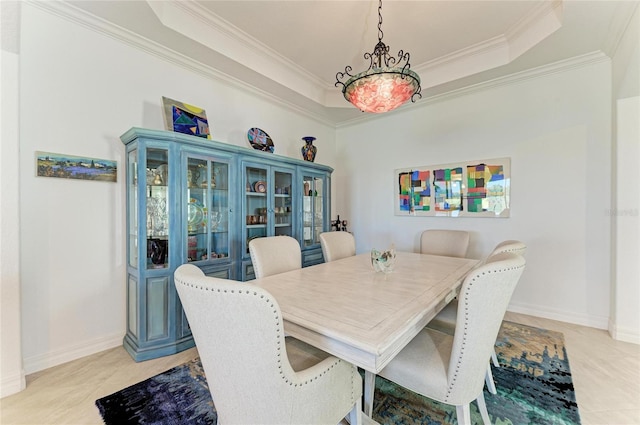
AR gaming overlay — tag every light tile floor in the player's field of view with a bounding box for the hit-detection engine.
[1,312,638,424]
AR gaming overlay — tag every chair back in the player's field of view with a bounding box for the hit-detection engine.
[249,235,301,278]
[420,229,470,258]
[490,239,527,257]
[445,252,526,405]
[319,232,356,262]
[176,264,359,424]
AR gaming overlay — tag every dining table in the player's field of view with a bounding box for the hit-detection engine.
[252,251,480,417]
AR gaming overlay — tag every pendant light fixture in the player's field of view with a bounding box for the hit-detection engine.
[335,0,422,113]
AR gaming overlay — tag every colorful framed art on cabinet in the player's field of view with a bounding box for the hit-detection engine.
[161,96,211,139]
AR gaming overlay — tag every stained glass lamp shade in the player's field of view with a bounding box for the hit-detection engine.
[342,67,421,113]
[335,0,422,113]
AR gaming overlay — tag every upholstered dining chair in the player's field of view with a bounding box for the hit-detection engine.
[376,253,526,425]
[489,239,527,257]
[319,231,356,262]
[249,235,301,279]
[427,240,527,394]
[420,229,470,258]
[174,264,363,425]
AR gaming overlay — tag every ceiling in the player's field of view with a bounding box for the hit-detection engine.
[68,0,637,125]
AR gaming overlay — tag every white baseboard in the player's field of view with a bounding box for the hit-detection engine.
[608,319,640,345]
[507,301,609,330]
[0,370,26,398]
[23,332,124,375]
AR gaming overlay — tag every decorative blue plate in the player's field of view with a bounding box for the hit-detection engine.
[247,128,274,153]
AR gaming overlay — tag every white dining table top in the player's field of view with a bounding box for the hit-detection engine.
[253,251,479,373]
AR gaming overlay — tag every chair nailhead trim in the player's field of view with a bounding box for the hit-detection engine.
[443,263,525,402]
[176,276,343,388]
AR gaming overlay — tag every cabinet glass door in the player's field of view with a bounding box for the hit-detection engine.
[273,170,293,237]
[146,148,170,269]
[243,165,293,254]
[128,149,138,267]
[245,166,268,253]
[186,156,230,262]
[302,175,325,247]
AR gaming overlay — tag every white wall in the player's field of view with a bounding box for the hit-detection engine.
[336,60,613,329]
[0,0,25,398]
[613,96,640,343]
[17,3,337,374]
[611,5,640,343]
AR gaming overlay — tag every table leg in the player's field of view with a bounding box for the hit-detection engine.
[363,370,376,416]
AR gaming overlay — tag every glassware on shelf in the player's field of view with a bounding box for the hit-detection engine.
[210,210,222,230]
[187,200,205,233]
[147,196,168,237]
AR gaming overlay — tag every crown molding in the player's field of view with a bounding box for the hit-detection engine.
[148,0,328,105]
[25,0,336,127]
[414,0,563,90]
[505,0,563,60]
[26,1,610,129]
[337,51,610,128]
[603,2,639,58]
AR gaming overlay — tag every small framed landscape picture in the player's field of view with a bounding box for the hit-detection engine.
[162,96,211,139]
[36,151,117,182]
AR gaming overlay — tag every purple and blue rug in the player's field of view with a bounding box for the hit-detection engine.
[96,321,580,424]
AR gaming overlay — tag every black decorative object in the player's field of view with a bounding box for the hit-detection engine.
[331,215,348,232]
[148,239,168,265]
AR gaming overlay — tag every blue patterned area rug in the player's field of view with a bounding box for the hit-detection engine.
[96,321,580,425]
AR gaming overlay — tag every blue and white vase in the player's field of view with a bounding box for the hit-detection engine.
[301,136,317,162]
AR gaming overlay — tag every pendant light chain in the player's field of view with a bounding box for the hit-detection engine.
[377,0,384,44]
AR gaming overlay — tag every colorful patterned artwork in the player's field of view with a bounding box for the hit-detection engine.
[162,97,210,139]
[433,167,463,213]
[397,170,431,214]
[395,157,510,217]
[467,163,507,214]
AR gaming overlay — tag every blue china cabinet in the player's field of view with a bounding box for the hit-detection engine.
[121,128,332,361]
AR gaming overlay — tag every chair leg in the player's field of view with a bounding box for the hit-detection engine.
[491,348,499,367]
[348,397,362,425]
[485,362,497,394]
[476,392,492,425]
[455,404,472,425]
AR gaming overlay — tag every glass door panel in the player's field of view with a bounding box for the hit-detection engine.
[209,162,229,259]
[146,148,169,269]
[128,149,138,268]
[245,166,268,253]
[302,175,324,247]
[273,170,293,237]
[185,157,231,262]
[186,157,208,261]
[312,177,324,243]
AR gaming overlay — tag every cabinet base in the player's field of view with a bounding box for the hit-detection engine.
[123,335,195,362]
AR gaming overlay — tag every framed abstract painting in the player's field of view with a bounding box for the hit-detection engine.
[162,96,211,139]
[395,157,510,217]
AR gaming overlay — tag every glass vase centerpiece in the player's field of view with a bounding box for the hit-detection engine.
[371,244,396,274]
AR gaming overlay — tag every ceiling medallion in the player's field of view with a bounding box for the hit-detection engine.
[335,0,422,114]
